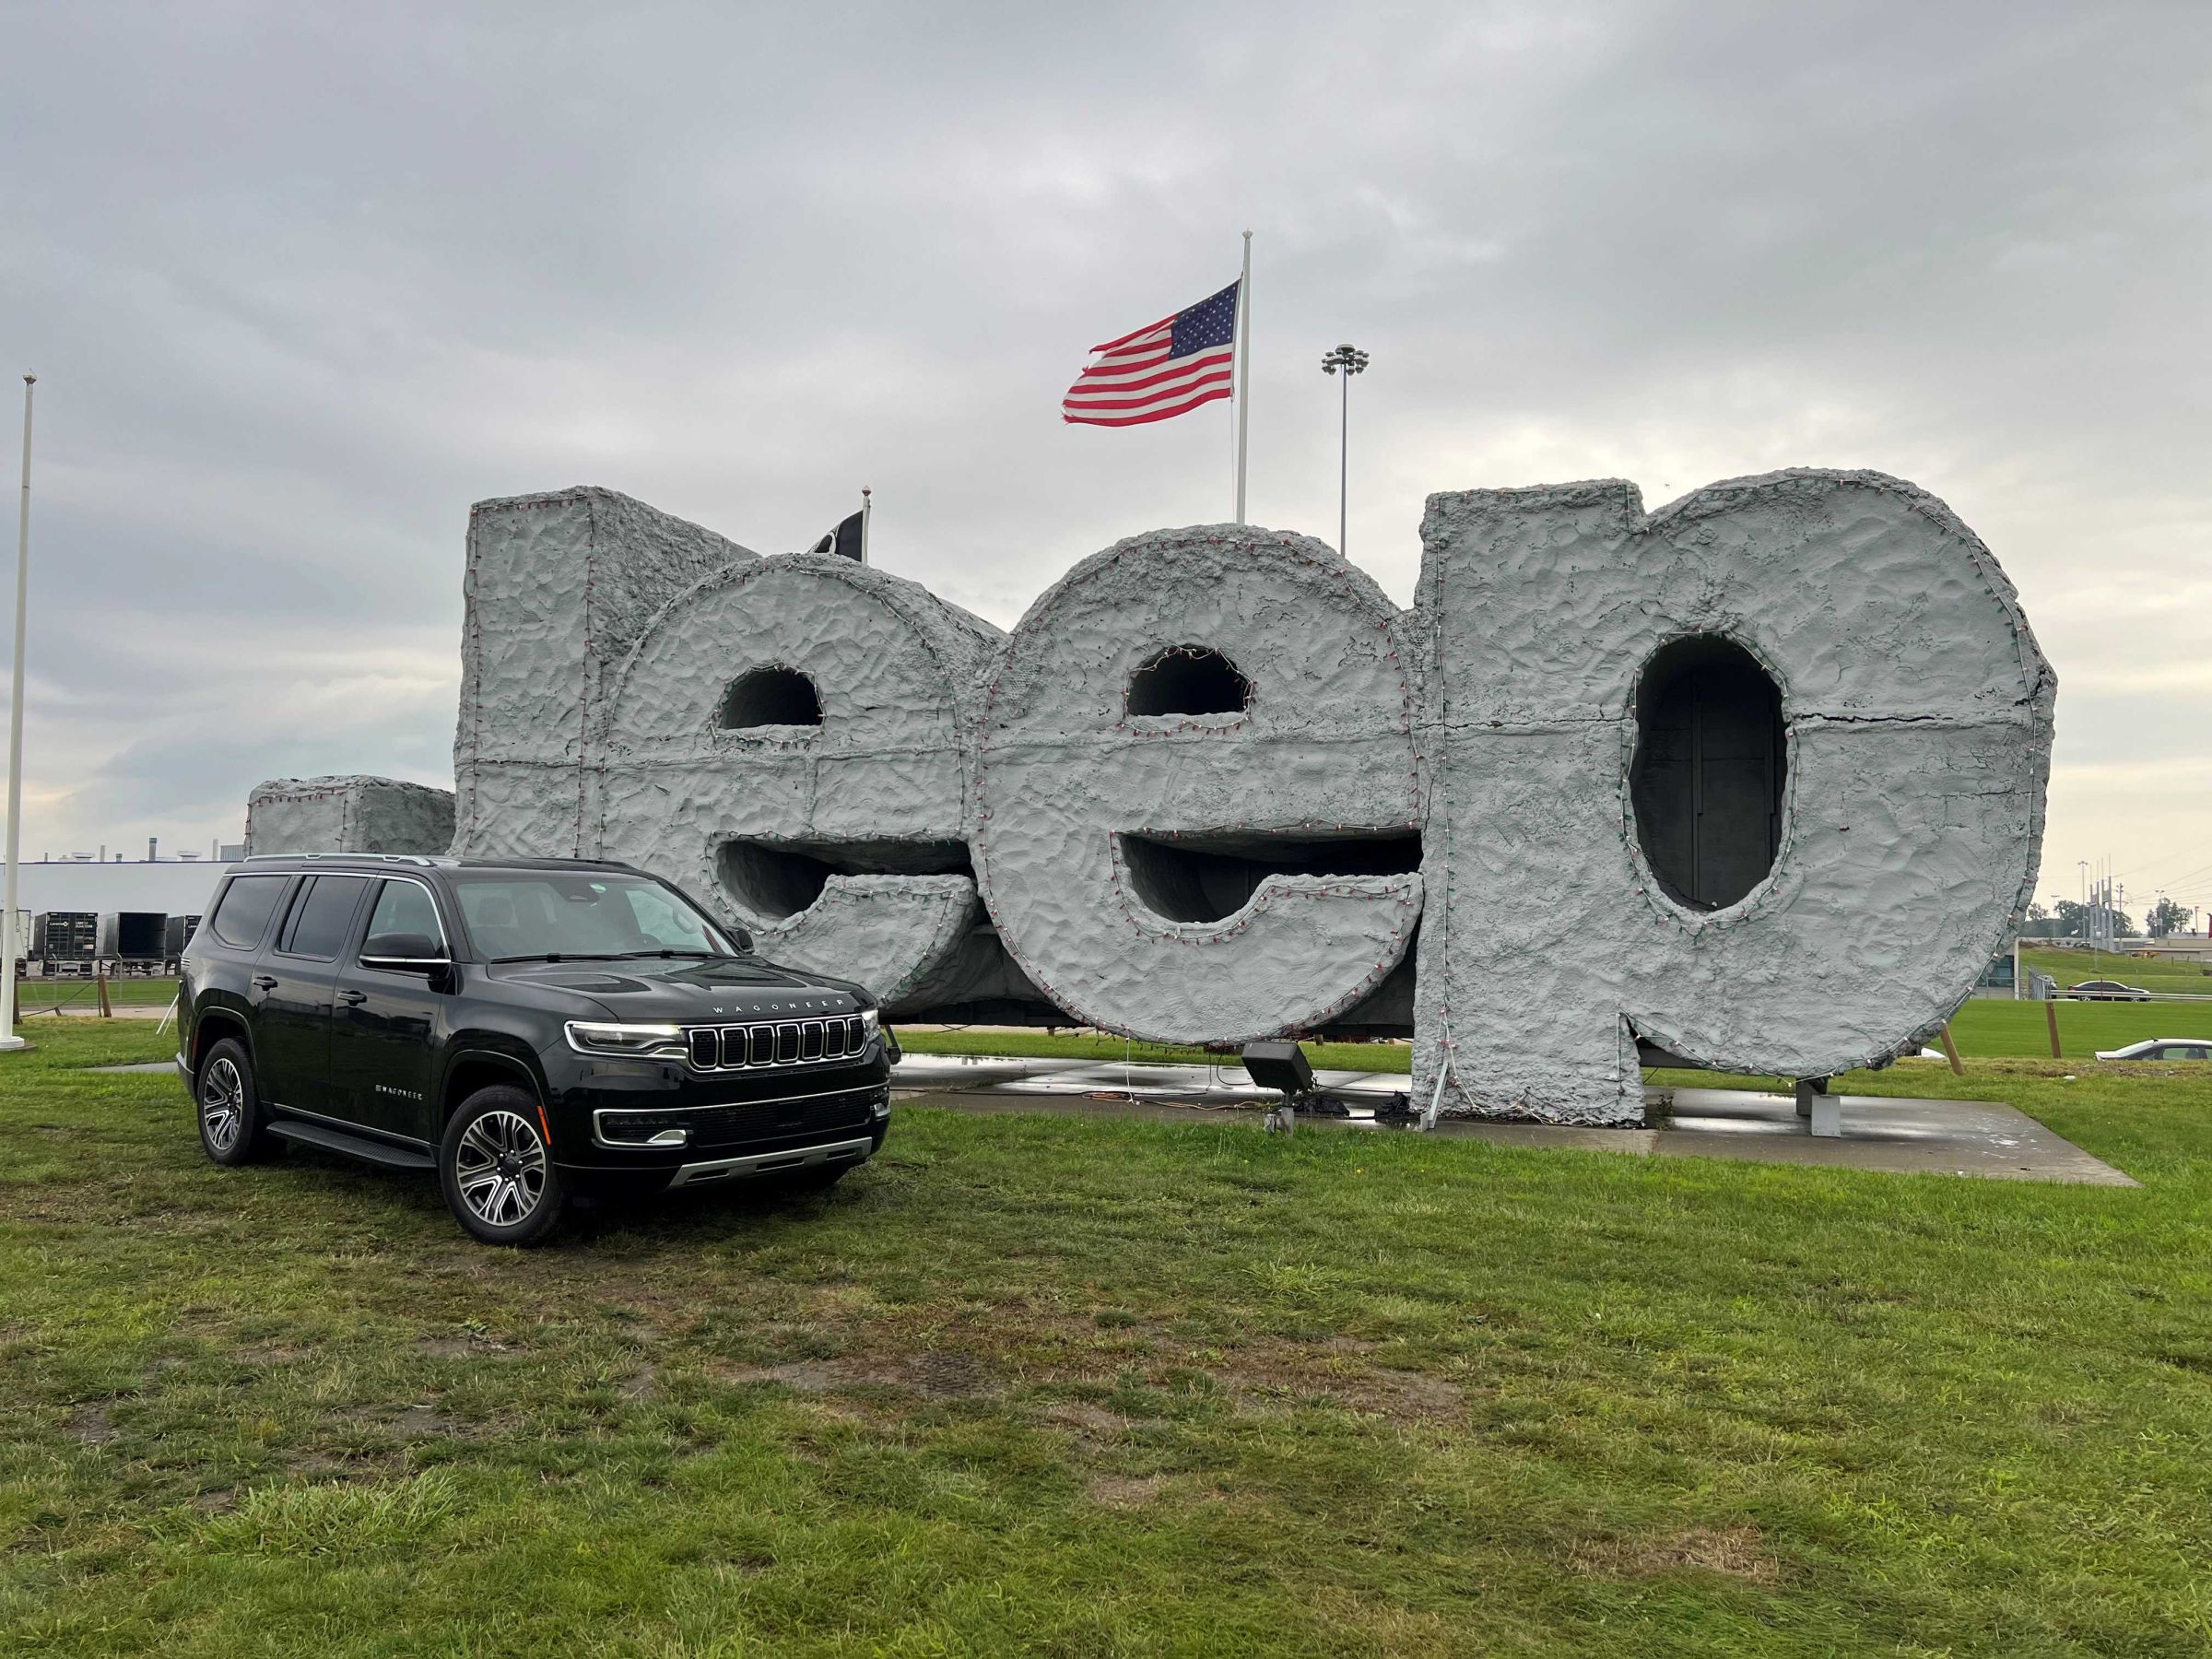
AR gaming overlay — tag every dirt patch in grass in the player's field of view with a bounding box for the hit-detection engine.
[712,1348,999,1400]
[1047,1402,1128,1438]
[715,1359,840,1393]
[67,1402,118,1445]
[1203,1340,1467,1425]
[1087,1472,1165,1508]
[1577,1524,1780,1583]
[897,1350,995,1397]
[328,1401,463,1441]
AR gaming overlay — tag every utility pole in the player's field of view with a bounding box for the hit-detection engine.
[1320,343,1369,557]
[0,375,32,1053]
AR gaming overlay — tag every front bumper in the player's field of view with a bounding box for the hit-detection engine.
[546,1047,891,1194]
[554,1115,888,1196]
[666,1134,876,1187]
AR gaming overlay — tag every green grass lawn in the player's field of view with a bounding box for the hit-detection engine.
[2018,946,2212,1000]
[6,1025,2212,1654]
[900,1000,2212,1073]
[12,976,179,1010]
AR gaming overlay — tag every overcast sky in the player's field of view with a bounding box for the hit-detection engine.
[5,2,2209,915]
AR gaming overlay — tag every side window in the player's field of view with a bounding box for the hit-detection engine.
[207,876,290,951]
[275,876,371,961]
[361,881,447,960]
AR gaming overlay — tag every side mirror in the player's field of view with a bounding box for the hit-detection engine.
[361,932,450,973]
[732,927,754,952]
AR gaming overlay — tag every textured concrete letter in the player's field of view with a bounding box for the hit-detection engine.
[246,775,455,856]
[601,554,1006,1011]
[453,488,755,859]
[975,525,1421,1041]
[1414,470,2053,1124]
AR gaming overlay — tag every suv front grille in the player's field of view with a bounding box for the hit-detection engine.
[686,1016,867,1073]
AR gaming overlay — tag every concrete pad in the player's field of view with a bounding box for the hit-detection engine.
[890,1055,2135,1187]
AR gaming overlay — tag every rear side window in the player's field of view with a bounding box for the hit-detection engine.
[275,876,371,961]
[207,876,289,950]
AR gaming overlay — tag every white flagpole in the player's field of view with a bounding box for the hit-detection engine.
[0,375,34,1053]
[859,487,872,566]
[1233,229,1251,525]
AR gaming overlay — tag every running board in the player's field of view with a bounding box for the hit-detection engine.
[268,1119,436,1171]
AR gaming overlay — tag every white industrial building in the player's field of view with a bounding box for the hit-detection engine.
[15,857,236,922]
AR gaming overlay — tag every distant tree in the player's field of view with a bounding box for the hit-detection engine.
[2050,899,2135,940]
[2147,897,2195,937]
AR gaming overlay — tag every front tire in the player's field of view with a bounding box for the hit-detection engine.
[441,1086,565,1246]
[196,1038,276,1166]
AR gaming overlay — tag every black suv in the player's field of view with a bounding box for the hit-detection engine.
[177,854,892,1244]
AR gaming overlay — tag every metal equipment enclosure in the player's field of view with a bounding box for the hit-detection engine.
[98,912,169,960]
[34,912,97,961]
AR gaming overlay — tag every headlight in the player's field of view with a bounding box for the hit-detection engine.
[565,1021,688,1059]
[860,1008,879,1039]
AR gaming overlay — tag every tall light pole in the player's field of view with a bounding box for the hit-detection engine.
[1320,343,1368,557]
[1,375,33,1053]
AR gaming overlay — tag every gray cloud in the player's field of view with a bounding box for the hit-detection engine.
[4,1,2209,907]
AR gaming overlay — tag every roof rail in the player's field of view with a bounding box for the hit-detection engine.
[241,852,444,866]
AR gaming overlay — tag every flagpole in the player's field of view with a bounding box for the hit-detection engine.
[0,375,33,1053]
[1233,229,1251,525]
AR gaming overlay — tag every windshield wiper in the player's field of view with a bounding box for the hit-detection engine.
[488,952,624,963]
[616,948,724,959]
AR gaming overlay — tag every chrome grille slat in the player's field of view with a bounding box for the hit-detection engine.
[682,1015,869,1073]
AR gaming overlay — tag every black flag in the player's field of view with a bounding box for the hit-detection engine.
[810,510,865,562]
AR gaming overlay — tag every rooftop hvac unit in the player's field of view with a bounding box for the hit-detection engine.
[34,912,98,960]
[164,914,202,959]
[97,912,168,961]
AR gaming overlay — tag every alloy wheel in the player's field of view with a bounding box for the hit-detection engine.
[200,1057,245,1155]
[453,1109,548,1228]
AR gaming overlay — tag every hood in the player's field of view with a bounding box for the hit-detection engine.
[483,954,872,1025]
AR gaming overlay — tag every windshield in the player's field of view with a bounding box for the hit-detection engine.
[452,871,736,961]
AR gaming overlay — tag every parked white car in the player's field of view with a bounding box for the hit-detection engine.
[2094,1038,2212,1062]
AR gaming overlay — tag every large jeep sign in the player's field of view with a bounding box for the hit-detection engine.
[321,468,2053,1125]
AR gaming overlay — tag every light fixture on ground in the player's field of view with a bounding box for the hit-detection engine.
[1241,1040,1315,1134]
[1320,343,1369,557]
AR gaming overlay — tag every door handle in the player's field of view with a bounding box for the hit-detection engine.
[252,975,277,991]
[339,990,368,1006]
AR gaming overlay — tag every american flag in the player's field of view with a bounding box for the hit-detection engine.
[1062,278,1241,427]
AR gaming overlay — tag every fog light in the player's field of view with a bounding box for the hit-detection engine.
[647,1127,690,1147]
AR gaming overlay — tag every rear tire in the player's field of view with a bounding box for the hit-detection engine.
[196,1038,276,1166]
[440,1086,566,1247]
